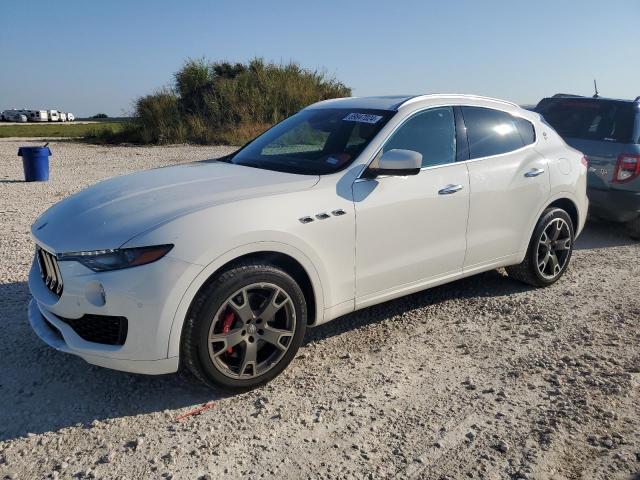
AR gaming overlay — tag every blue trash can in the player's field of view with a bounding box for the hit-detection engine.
[18,146,51,182]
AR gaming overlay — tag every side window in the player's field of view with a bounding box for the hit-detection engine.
[514,116,536,145]
[383,107,456,167]
[461,107,531,159]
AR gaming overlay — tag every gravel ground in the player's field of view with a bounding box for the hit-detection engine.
[1,139,639,480]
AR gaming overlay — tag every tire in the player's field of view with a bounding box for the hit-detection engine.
[626,215,640,240]
[506,208,575,287]
[181,261,307,390]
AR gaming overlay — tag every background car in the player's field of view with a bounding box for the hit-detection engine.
[534,94,640,238]
[7,112,28,122]
[1,110,28,122]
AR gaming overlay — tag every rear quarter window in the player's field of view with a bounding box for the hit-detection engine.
[514,117,536,145]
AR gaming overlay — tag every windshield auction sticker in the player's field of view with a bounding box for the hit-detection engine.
[343,113,383,124]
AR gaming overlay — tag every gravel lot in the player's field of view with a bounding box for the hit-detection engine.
[1,138,639,480]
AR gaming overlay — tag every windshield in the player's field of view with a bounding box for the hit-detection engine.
[535,98,637,143]
[230,108,394,175]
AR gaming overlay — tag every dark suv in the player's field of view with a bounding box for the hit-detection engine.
[534,94,640,238]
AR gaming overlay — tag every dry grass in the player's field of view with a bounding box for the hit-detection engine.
[101,58,350,145]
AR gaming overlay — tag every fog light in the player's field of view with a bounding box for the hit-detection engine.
[85,282,106,307]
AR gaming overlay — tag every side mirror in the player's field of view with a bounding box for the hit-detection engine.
[366,149,422,177]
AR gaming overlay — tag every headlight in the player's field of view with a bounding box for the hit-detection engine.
[57,245,173,272]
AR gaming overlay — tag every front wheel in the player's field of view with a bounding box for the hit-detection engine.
[506,208,575,287]
[181,261,307,390]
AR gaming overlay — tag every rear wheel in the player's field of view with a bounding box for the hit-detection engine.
[506,208,574,287]
[182,262,307,390]
[626,215,640,240]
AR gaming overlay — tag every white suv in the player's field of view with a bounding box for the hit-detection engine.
[28,95,588,389]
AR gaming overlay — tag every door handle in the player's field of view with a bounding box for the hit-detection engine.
[524,168,545,178]
[438,184,464,195]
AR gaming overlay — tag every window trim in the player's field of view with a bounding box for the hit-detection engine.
[453,106,470,162]
[356,103,539,180]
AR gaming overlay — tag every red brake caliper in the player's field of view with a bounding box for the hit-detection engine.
[221,311,236,354]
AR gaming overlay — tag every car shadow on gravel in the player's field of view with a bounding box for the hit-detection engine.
[0,281,233,442]
[1,270,532,441]
[575,219,637,250]
[305,268,531,346]
[307,219,636,346]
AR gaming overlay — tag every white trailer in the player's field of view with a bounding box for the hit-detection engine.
[47,110,60,122]
[67,112,75,121]
[27,110,49,122]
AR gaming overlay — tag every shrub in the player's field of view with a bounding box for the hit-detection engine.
[92,113,108,119]
[133,90,186,144]
[110,58,350,145]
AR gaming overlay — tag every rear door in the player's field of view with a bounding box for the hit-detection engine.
[461,106,549,268]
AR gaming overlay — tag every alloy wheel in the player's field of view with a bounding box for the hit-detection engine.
[207,283,296,379]
[536,217,572,279]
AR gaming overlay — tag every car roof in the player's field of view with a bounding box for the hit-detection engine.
[540,94,640,106]
[307,94,520,112]
[306,95,417,111]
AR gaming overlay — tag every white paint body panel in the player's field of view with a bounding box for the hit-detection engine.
[464,147,550,267]
[353,163,469,305]
[27,94,588,374]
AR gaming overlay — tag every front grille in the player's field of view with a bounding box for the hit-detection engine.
[36,246,63,296]
[56,314,128,346]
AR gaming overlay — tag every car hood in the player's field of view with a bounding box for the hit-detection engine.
[32,160,319,253]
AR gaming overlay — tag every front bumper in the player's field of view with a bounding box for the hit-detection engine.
[587,187,640,223]
[28,299,179,374]
[27,251,203,375]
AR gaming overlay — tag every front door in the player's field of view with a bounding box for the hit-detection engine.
[353,106,469,305]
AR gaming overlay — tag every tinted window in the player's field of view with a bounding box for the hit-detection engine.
[535,98,636,143]
[514,117,536,145]
[383,107,456,167]
[461,107,527,159]
[232,108,393,175]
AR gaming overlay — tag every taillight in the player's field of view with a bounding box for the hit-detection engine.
[612,154,640,183]
[580,156,588,168]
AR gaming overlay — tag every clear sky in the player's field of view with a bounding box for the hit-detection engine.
[1,0,638,117]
